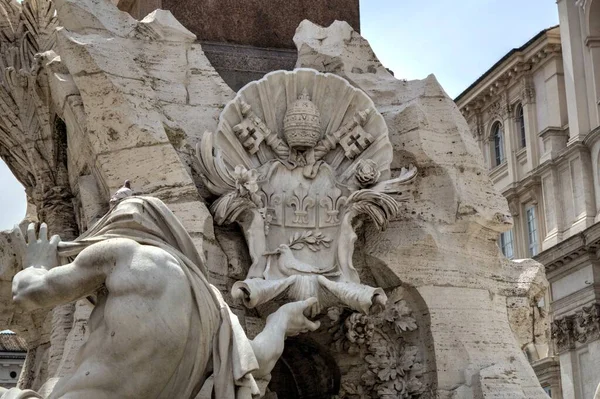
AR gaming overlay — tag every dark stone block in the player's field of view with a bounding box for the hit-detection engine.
[201,42,297,91]
[161,0,360,49]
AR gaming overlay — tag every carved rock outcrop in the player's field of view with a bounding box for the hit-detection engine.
[294,20,549,398]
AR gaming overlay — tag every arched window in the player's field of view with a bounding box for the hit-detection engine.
[515,103,526,148]
[492,122,505,166]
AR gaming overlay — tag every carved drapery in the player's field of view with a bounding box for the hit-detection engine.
[551,303,600,353]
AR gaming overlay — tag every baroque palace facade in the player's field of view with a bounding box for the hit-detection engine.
[456,1,600,398]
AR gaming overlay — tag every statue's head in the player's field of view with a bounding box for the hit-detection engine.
[73,195,208,275]
[283,88,321,150]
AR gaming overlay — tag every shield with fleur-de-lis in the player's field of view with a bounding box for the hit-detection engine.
[258,162,348,278]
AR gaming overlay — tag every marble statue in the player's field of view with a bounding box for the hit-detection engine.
[197,69,416,316]
[1,196,320,399]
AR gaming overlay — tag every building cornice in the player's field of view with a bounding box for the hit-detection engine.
[0,351,26,360]
[535,222,600,272]
[533,138,588,175]
[489,161,509,183]
[456,27,561,119]
[503,174,541,198]
[585,36,600,48]
[531,356,561,381]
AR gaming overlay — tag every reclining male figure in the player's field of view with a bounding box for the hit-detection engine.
[2,196,319,399]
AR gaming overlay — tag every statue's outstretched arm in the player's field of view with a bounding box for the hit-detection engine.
[12,223,114,311]
[249,298,320,379]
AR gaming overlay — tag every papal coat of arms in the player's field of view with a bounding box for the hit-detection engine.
[197,69,416,316]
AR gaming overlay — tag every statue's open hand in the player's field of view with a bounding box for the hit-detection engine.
[271,297,321,337]
[24,223,60,270]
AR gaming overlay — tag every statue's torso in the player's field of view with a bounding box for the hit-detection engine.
[48,242,206,399]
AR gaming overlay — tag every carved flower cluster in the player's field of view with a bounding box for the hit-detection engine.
[231,166,258,197]
[383,298,418,335]
[331,291,425,399]
[354,159,381,187]
[345,313,375,346]
[363,339,422,398]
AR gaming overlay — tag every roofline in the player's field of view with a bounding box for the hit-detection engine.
[454,25,559,103]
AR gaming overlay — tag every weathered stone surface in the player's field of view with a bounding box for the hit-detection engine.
[138,10,196,42]
[51,1,233,240]
[76,175,107,229]
[294,20,549,398]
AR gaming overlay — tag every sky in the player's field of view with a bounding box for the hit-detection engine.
[360,0,559,98]
[0,0,560,231]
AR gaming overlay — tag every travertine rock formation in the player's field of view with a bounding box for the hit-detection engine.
[293,20,550,399]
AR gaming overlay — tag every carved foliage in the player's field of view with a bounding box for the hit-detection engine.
[573,304,600,344]
[488,100,511,122]
[0,0,59,188]
[0,0,78,240]
[552,303,600,353]
[346,189,399,231]
[287,230,332,252]
[330,288,425,399]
